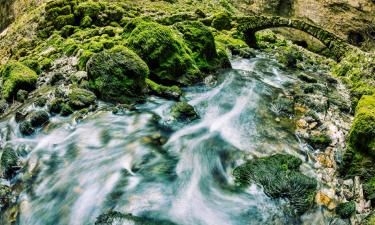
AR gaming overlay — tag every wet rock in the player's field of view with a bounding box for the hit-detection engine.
[231,47,256,59]
[67,88,96,110]
[49,98,64,114]
[19,121,34,135]
[16,89,28,102]
[233,154,317,214]
[0,100,9,114]
[49,72,65,85]
[60,103,73,116]
[0,146,20,179]
[15,110,28,123]
[95,210,177,225]
[171,102,198,121]
[296,119,308,129]
[316,153,334,168]
[0,185,12,210]
[146,79,182,100]
[297,73,317,83]
[69,71,87,84]
[336,201,356,219]
[316,191,336,210]
[29,110,49,128]
[35,96,48,107]
[306,133,332,150]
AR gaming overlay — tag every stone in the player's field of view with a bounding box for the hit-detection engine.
[29,110,49,128]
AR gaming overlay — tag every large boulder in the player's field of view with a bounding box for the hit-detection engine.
[127,21,201,85]
[87,46,149,103]
[233,154,317,215]
[0,62,38,101]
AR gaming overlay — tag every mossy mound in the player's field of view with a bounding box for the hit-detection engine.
[211,12,232,31]
[0,62,38,101]
[95,211,177,225]
[87,46,149,103]
[146,79,182,100]
[348,95,375,156]
[233,154,317,215]
[171,101,198,121]
[127,21,201,85]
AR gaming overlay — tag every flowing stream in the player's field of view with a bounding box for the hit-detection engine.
[2,55,326,225]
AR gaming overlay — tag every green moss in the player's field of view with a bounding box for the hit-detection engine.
[60,25,76,38]
[16,89,29,102]
[54,14,76,29]
[336,201,356,219]
[80,15,92,28]
[68,88,96,109]
[78,50,94,71]
[127,21,201,85]
[146,78,182,100]
[233,154,317,214]
[348,95,375,156]
[0,62,38,101]
[49,98,64,114]
[0,185,12,210]
[174,21,221,72]
[171,101,198,121]
[87,46,148,103]
[19,121,35,136]
[61,103,74,116]
[29,110,50,128]
[211,12,232,30]
[74,1,102,18]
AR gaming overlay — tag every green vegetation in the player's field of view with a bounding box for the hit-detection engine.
[0,146,19,179]
[146,79,182,100]
[0,62,38,101]
[336,201,356,219]
[95,211,177,225]
[233,154,317,214]
[67,88,96,109]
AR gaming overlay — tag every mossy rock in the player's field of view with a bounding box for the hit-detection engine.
[54,14,76,29]
[146,79,181,100]
[211,12,232,31]
[16,89,29,102]
[0,62,38,101]
[348,95,375,156]
[0,146,20,179]
[363,210,375,225]
[95,211,177,225]
[29,110,50,128]
[336,201,356,219]
[233,154,317,215]
[127,21,201,85]
[174,21,222,72]
[74,1,102,18]
[67,88,96,109]
[49,98,64,114]
[171,101,198,121]
[306,133,332,150]
[87,46,148,103]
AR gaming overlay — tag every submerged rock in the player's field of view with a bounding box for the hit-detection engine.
[171,101,198,121]
[19,121,34,136]
[95,211,177,225]
[233,154,317,215]
[87,46,148,103]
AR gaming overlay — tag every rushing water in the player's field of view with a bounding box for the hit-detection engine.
[2,56,325,225]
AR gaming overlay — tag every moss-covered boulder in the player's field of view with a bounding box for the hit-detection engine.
[87,46,148,103]
[174,21,223,72]
[0,62,38,101]
[171,101,198,121]
[233,154,317,215]
[336,201,356,219]
[67,88,96,109]
[127,21,201,85]
[1,146,20,179]
[348,95,375,156]
[146,79,182,100]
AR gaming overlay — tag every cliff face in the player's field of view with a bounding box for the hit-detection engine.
[0,0,14,32]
